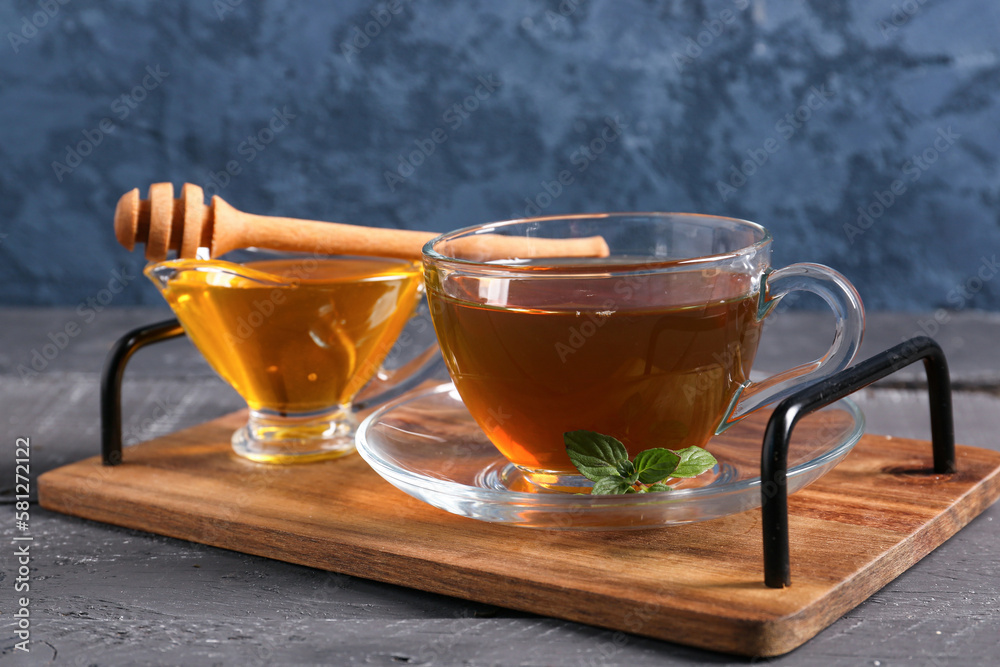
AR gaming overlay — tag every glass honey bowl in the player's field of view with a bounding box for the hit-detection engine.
[146,249,436,464]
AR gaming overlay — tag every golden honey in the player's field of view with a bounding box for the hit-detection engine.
[149,256,423,416]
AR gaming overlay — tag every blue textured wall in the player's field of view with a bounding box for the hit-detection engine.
[2,0,998,310]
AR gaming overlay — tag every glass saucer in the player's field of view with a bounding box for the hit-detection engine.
[356,383,865,530]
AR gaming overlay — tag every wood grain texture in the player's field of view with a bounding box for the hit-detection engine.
[37,411,1000,657]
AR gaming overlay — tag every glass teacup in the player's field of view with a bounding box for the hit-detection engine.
[147,249,437,463]
[422,213,864,488]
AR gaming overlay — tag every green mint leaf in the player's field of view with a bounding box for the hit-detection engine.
[633,448,681,484]
[591,476,635,495]
[669,446,718,478]
[616,459,636,479]
[564,431,629,482]
[636,482,671,494]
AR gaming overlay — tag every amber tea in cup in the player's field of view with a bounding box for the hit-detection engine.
[147,251,432,463]
[431,270,762,473]
[423,214,864,488]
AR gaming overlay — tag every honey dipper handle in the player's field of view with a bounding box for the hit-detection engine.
[222,210,437,260]
[210,196,610,260]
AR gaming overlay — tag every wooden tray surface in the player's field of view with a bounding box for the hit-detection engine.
[38,410,1000,657]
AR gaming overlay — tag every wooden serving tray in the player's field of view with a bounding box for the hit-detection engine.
[39,410,1000,657]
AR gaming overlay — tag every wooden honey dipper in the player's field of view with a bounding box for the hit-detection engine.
[115,183,610,262]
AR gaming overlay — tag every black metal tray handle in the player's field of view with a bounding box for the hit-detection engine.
[100,318,185,466]
[761,335,954,587]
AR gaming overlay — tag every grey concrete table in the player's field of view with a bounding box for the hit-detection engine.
[2,308,999,666]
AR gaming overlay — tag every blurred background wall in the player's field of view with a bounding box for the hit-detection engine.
[1,0,998,310]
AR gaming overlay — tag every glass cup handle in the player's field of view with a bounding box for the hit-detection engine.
[722,263,865,427]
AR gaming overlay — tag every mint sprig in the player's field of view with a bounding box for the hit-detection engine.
[564,430,717,494]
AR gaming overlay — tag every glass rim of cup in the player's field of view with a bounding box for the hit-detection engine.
[149,250,423,288]
[421,211,774,274]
